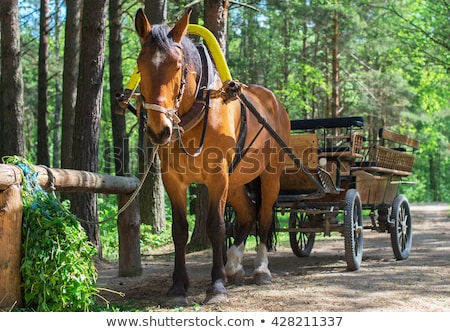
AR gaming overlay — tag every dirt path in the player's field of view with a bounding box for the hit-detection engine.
[97,203,450,311]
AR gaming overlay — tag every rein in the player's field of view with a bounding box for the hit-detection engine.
[62,145,160,226]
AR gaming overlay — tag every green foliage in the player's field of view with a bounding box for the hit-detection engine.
[98,195,173,261]
[4,156,98,311]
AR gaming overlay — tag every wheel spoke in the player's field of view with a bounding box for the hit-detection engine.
[289,212,315,257]
[344,189,363,271]
[390,195,412,260]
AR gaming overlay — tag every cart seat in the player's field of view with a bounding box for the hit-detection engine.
[291,116,364,131]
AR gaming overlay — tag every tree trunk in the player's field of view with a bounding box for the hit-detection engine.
[60,0,81,205]
[52,0,61,168]
[71,0,107,255]
[139,0,167,232]
[109,0,130,177]
[282,3,290,86]
[188,0,230,249]
[204,0,229,54]
[145,0,167,25]
[61,0,81,170]
[331,9,340,118]
[0,0,25,157]
[37,0,50,165]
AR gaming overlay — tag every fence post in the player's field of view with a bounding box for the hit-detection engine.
[0,183,23,309]
[118,193,142,277]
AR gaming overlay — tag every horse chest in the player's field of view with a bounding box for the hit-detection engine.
[159,145,229,181]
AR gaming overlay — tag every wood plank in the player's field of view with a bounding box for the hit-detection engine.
[379,128,420,149]
[284,133,318,170]
[0,184,23,309]
[351,166,412,177]
[0,164,140,194]
[319,152,363,160]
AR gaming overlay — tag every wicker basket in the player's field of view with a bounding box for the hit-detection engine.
[368,145,415,172]
[351,132,364,155]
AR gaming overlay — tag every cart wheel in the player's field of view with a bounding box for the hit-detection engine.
[289,211,315,257]
[223,204,237,264]
[343,189,364,271]
[390,195,412,260]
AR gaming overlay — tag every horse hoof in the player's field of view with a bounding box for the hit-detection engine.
[253,272,272,285]
[203,292,228,304]
[167,286,188,307]
[227,268,246,286]
[204,280,228,304]
[166,296,188,307]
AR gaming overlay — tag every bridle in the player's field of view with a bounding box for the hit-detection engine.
[140,40,209,157]
[141,41,187,138]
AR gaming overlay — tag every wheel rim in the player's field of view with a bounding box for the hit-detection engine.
[390,195,412,260]
[344,189,363,271]
[398,203,409,251]
[353,203,363,255]
[393,198,412,256]
[295,213,308,249]
[289,212,315,257]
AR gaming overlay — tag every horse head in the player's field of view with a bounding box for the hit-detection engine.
[135,8,199,145]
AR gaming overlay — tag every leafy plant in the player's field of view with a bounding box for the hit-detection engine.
[4,156,98,311]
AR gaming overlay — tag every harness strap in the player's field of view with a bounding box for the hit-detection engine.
[228,102,248,174]
[174,91,210,157]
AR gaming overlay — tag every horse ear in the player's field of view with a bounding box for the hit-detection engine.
[170,7,192,43]
[135,8,151,40]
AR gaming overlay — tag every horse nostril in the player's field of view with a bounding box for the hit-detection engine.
[162,126,171,139]
[145,124,172,145]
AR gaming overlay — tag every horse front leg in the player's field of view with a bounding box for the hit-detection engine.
[164,178,190,306]
[203,177,229,304]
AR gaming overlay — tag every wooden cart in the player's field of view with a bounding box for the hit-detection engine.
[226,115,419,271]
[273,118,419,270]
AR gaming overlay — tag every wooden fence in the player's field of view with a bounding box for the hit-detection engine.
[0,163,142,309]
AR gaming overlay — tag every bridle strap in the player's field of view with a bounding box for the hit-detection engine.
[141,63,188,134]
[142,102,182,126]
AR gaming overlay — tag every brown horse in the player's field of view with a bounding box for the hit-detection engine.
[135,8,290,306]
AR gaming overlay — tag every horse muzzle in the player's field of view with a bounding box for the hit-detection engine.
[142,103,181,145]
[145,124,172,145]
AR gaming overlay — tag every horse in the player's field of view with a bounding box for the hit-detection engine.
[135,8,290,306]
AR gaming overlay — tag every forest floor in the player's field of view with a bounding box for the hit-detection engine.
[96,203,450,312]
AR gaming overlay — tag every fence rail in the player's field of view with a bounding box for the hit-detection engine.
[0,163,142,309]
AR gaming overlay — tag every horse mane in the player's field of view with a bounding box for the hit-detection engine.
[150,24,202,74]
